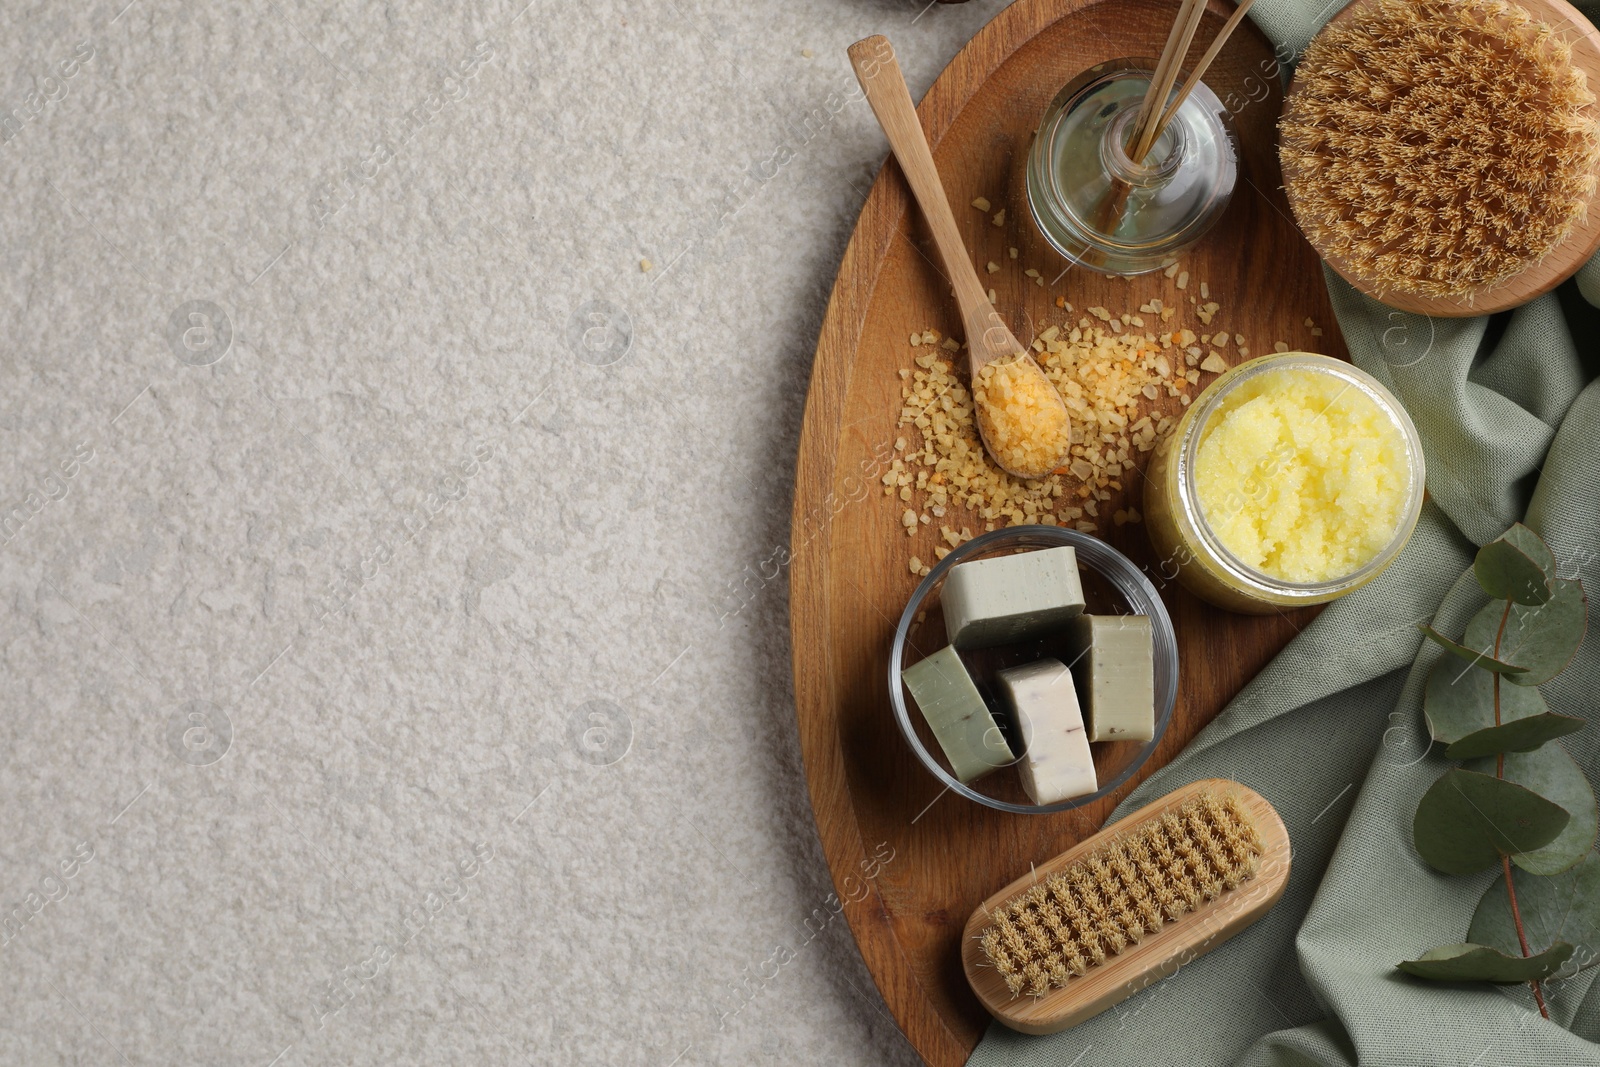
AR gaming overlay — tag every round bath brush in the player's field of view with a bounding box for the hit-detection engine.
[1281,0,1600,316]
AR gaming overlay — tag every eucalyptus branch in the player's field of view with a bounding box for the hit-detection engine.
[1400,524,1591,1010]
[1493,598,1548,1017]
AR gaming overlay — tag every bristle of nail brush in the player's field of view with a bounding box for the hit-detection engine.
[979,791,1262,998]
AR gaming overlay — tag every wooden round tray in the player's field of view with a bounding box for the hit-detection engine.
[789,1,1340,1063]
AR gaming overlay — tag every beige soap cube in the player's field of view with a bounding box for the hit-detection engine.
[996,658,1097,805]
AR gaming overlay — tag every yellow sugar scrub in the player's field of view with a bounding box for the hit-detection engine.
[1143,353,1424,613]
[973,354,1072,479]
[1194,368,1407,581]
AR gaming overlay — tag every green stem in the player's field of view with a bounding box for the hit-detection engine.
[1502,852,1550,1019]
[1491,599,1546,1018]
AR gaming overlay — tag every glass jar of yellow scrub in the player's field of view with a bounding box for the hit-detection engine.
[1143,353,1425,613]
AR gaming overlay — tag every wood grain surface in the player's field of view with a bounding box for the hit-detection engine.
[1282,0,1600,317]
[790,1,1342,1063]
[961,779,1291,1035]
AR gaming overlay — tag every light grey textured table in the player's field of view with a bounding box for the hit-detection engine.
[0,1,1005,1062]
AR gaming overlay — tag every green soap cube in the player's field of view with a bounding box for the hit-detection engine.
[901,645,1013,782]
[1067,614,1155,742]
[942,546,1086,649]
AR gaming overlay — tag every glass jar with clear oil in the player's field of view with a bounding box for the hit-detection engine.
[1017,59,1239,276]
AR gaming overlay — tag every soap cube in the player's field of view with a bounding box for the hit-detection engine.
[901,645,1014,783]
[942,546,1085,649]
[1067,615,1155,742]
[996,658,1098,805]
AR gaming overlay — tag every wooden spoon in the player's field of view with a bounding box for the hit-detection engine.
[848,35,1071,481]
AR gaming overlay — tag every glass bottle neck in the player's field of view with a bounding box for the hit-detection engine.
[1101,103,1187,190]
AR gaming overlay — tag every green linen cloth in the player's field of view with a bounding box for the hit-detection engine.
[969,2,1600,1062]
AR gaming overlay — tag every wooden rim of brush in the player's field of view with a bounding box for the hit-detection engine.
[961,778,1291,1035]
[1282,0,1600,318]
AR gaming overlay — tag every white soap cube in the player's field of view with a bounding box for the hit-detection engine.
[942,546,1086,649]
[996,658,1098,805]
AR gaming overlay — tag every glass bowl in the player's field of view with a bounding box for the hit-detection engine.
[889,526,1178,814]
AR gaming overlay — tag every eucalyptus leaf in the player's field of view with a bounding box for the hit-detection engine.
[1471,852,1600,975]
[1463,578,1589,687]
[1476,539,1552,605]
[1466,745,1598,876]
[1497,523,1558,583]
[1445,717,1584,761]
[1397,942,1574,983]
[1422,659,1582,758]
[1418,624,1529,676]
[1413,769,1570,875]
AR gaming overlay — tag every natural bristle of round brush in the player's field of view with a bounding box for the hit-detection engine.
[1280,0,1600,300]
[978,791,1262,999]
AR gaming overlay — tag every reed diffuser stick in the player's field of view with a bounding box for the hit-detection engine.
[1131,0,1210,161]
[1097,0,1203,253]
[1153,0,1256,135]
[1129,0,1204,154]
